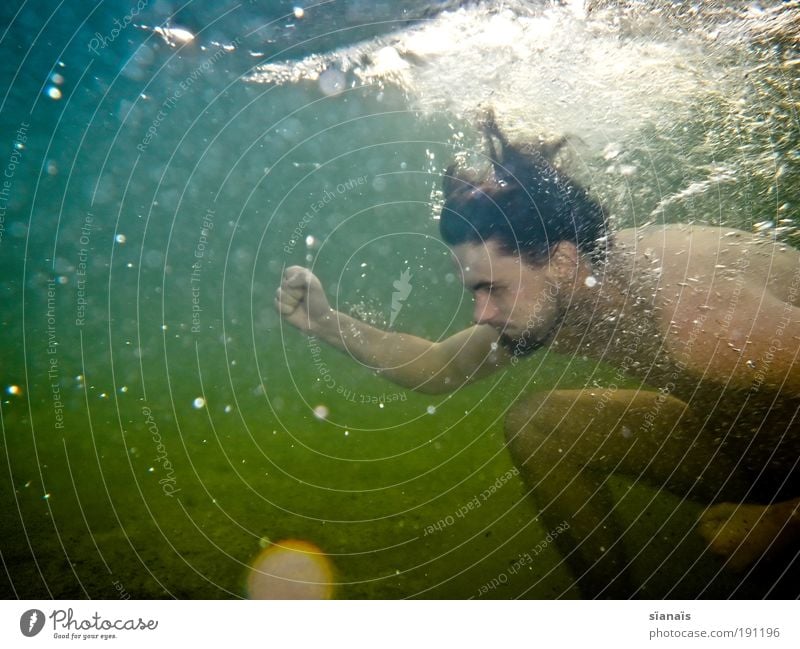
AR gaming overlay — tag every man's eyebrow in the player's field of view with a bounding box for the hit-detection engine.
[469,280,494,292]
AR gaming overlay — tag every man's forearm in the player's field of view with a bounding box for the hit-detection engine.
[275,266,505,392]
[308,309,453,393]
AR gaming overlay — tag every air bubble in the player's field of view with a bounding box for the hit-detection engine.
[318,68,345,96]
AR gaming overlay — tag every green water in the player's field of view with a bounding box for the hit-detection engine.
[2,0,799,598]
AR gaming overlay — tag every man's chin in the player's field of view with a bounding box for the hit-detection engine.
[499,332,543,358]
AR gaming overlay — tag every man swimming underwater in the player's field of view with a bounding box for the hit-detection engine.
[275,115,800,597]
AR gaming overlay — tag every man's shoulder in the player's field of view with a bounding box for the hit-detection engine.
[615,223,748,248]
[623,224,800,390]
[612,223,800,269]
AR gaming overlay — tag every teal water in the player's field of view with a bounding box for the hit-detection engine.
[1,0,798,598]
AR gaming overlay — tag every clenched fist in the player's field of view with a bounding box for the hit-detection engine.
[274,266,332,332]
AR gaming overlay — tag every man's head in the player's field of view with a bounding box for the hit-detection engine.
[452,238,579,356]
[440,117,608,354]
[440,117,607,265]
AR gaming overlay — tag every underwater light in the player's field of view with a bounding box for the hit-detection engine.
[247,539,335,600]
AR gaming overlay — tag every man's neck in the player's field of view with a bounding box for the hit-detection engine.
[551,251,632,356]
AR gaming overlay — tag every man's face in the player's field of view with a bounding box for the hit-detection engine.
[452,240,564,351]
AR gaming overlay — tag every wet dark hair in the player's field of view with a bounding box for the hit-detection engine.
[439,114,608,265]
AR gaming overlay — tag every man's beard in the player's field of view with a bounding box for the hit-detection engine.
[497,308,563,359]
[498,331,546,358]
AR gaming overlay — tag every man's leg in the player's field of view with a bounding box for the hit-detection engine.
[696,398,800,572]
[504,388,749,598]
[698,497,800,572]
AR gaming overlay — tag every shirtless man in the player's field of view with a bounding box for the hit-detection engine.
[275,119,800,597]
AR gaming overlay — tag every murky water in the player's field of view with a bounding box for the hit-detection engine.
[1,0,798,598]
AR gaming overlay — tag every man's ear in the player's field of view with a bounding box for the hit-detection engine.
[442,164,460,198]
[443,165,482,199]
[442,164,457,198]
[548,241,580,282]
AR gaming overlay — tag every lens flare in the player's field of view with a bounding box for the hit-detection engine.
[247,539,334,599]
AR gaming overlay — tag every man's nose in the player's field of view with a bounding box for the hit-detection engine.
[473,293,499,325]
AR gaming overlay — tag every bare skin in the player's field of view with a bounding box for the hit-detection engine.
[275,224,800,597]
[698,500,800,572]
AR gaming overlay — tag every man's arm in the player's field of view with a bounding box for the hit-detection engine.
[275,266,511,394]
